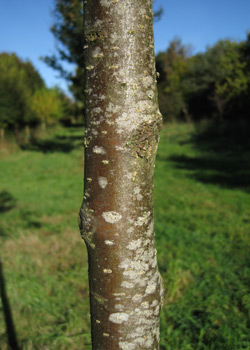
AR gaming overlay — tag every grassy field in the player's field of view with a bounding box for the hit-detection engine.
[0,122,250,349]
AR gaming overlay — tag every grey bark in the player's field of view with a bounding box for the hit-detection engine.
[79,0,164,349]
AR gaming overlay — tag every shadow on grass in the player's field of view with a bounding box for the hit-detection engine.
[168,121,250,191]
[20,127,84,153]
[0,191,16,238]
[0,260,20,350]
[169,154,250,190]
[0,191,16,213]
[20,209,42,229]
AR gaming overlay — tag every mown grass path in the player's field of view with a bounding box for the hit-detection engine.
[0,123,249,349]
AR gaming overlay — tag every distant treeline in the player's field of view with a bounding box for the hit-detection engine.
[156,34,250,122]
[0,53,78,137]
[1,33,250,136]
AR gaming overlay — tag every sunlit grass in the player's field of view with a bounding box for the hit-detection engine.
[155,123,250,349]
[0,122,250,349]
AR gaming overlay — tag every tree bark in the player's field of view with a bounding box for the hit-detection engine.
[79,1,164,349]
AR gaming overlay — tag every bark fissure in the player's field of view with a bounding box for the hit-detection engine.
[79,0,164,349]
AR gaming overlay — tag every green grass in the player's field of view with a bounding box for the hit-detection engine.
[0,122,250,349]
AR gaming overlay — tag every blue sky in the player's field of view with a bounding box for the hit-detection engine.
[1,0,250,94]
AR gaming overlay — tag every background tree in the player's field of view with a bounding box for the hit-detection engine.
[213,40,249,119]
[78,0,164,349]
[156,38,189,121]
[29,88,66,129]
[156,35,250,123]
[42,0,84,115]
[43,0,163,122]
[0,52,70,141]
[0,53,45,136]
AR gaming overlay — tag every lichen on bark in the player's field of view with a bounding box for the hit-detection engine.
[79,0,164,349]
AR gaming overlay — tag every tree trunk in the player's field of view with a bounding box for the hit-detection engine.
[41,121,46,131]
[0,127,4,139]
[79,1,164,349]
[24,125,31,143]
[14,125,21,145]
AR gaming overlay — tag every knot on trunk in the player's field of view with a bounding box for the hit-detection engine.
[78,204,97,249]
[126,116,162,160]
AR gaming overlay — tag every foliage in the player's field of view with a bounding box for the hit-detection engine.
[0,53,72,132]
[156,38,189,121]
[0,123,250,349]
[29,88,66,126]
[156,35,250,122]
[0,53,45,129]
[43,0,163,114]
[42,0,84,107]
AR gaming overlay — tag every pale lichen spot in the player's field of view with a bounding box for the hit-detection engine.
[106,120,114,126]
[134,216,146,226]
[103,269,112,274]
[109,312,129,324]
[133,186,143,201]
[100,0,112,7]
[127,239,142,250]
[142,75,154,88]
[134,211,151,226]
[93,146,106,154]
[98,176,108,189]
[132,294,143,302]
[119,258,131,269]
[86,65,94,70]
[134,337,146,345]
[145,281,157,295]
[146,220,154,237]
[143,309,154,317]
[123,269,139,280]
[92,47,103,59]
[92,107,102,114]
[119,341,136,350]
[110,32,120,44]
[124,172,133,181]
[96,319,101,324]
[103,333,110,337]
[115,304,124,311]
[127,226,134,234]
[154,305,160,316]
[141,301,149,309]
[105,240,115,246]
[151,300,159,308]
[93,19,103,28]
[102,211,122,223]
[115,145,124,151]
[113,292,126,297]
[92,129,98,136]
[121,281,134,289]
[147,89,154,99]
[145,335,154,348]
[102,160,109,164]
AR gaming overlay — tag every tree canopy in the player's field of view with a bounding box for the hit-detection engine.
[42,0,84,106]
[156,35,250,122]
[0,52,69,131]
[43,0,163,113]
